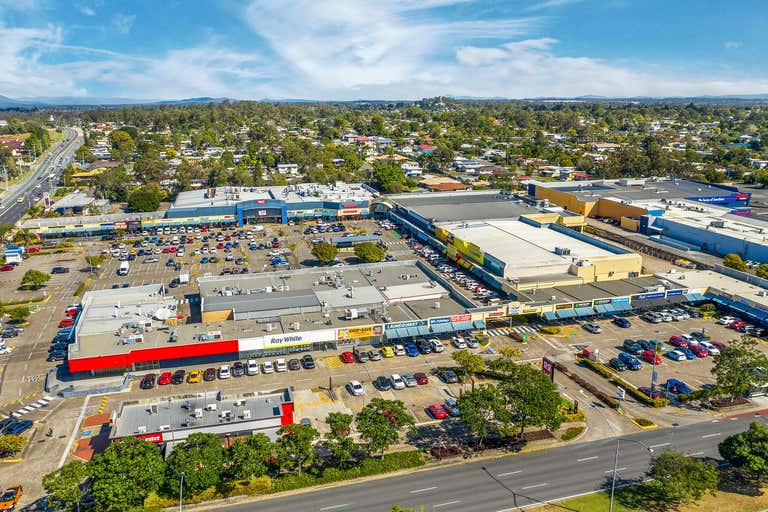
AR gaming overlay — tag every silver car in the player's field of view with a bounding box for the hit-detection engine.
[402,373,418,387]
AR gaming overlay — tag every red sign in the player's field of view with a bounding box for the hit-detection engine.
[342,203,358,208]
[255,199,267,204]
[114,221,127,229]
[135,432,164,443]
[488,311,505,317]
[450,314,471,323]
[737,192,750,200]
[542,357,555,381]
[342,209,358,214]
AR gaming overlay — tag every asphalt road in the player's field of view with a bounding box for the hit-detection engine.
[229,414,768,512]
[0,127,82,226]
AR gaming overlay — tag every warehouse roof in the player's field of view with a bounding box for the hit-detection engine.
[389,190,538,222]
[203,289,321,314]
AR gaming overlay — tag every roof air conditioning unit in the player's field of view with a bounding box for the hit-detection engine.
[434,301,440,309]
[194,408,203,418]
[234,400,244,406]
[243,409,251,420]
[137,425,147,434]
[159,425,171,431]
[266,324,273,332]
[207,403,217,411]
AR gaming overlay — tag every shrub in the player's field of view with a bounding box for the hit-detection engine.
[579,356,615,379]
[539,326,561,335]
[561,426,585,441]
[632,418,655,427]
[700,303,716,312]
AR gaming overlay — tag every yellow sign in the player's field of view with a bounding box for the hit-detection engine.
[435,227,450,242]
[337,325,382,341]
[454,237,484,265]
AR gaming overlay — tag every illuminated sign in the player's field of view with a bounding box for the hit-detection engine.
[556,303,573,310]
[135,432,164,443]
[255,199,267,204]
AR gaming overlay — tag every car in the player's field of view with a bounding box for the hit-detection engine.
[718,315,737,325]
[380,346,395,358]
[668,335,689,348]
[612,316,632,328]
[428,338,445,353]
[51,266,69,274]
[640,350,662,365]
[171,370,186,384]
[46,342,67,352]
[374,375,392,391]
[246,359,260,375]
[158,372,173,385]
[301,354,316,369]
[58,318,74,328]
[608,357,627,371]
[666,349,687,361]
[0,485,22,511]
[143,257,158,263]
[690,331,711,342]
[699,341,720,356]
[232,361,245,377]
[218,365,231,379]
[187,369,202,383]
[200,257,209,264]
[679,346,697,360]
[5,420,32,436]
[390,374,406,390]
[288,358,301,371]
[452,336,468,349]
[689,344,709,358]
[368,350,382,361]
[347,380,365,396]
[680,334,697,345]
[262,361,275,373]
[393,344,406,356]
[354,348,369,363]
[140,373,156,389]
[638,387,664,399]
[617,352,643,370]
[440,369,459,383]
[203,368,217,381]
[467,336,482,349]
[427,403,448,419]
[665,378,694,394]
[340,352,355,364]
[404,343,420,357]
[710,340,727,352]
[583,323,602,334]
[622,339,643,355]
[277,359,289,372]
[416,340,432,354]
[0,265,14,272]
[638,339,663,352]
[402,373,418,387]
[731,320,747,331]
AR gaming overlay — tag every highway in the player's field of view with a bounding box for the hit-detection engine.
[0,127,82,226]
[231,414,767,512]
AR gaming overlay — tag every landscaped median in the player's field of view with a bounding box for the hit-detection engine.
[578,355,669,408]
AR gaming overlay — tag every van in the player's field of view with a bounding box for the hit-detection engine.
[117,261,130,276]
[246,359,259,376]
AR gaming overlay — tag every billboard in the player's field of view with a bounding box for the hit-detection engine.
[336,325,383,341]
[384,319,428,331]
[634,292,665,301]
[239,329,336,351]
[542,357,555,381]
[454,237,484,265]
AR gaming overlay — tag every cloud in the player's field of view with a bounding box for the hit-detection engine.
[112,13,136,34]
[724,41,741,49]
[525,0,583,11]
[80,6,95,16]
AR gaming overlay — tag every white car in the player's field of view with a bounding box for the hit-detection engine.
[347,380,365,396]
[390,374,406,390]
[700,341,720,356]
[0,346,12,355]
[275,358,288,372]
[393,344,406,356]
[680,334,697,345]
[718,316,737,325]
[262,361,275,374]
[246,359,259,375]
[218,365,231,379]
[452,336,468,349]
[429,338,445,353]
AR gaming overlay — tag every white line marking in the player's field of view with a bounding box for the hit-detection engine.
[433,500,461,508]
[689,452,704,457]
[521,483,548,490]
[497,470,522,477]
[702,433,721,438]
[577,456,598,462]
[649,442,670,448]
[320,505,350,511]
[409,486,438,494]
[605,467,627,473]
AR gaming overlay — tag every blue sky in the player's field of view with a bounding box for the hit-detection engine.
[0,0,766,100]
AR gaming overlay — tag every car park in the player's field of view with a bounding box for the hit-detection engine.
[347,380,365,396]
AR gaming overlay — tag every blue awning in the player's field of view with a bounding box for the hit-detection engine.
[556,309,577,319]
[595,304,611,314]
[386,328,406,339]
[451,321,473,331]
[414,325,431,337]
[574,307,596,317]
[712,296,732,307]
[684,293,706,302]
[613,303,632,312]
[473,320,486,329]
[543,311,557,321]
[431,323,453,334]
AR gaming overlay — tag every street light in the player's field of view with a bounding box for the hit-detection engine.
[609,438,654,512]
[178,471,185,512]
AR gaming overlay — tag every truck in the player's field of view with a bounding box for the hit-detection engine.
[179,269,190,285]
[117,261,130,276]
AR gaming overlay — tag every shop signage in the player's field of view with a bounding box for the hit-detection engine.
[450,314,471,323]
[574,301,592,308]
[114,221,127,229]
[487,310,505,317]
[666,289,685,296]
[507,303,521,315]
[542,357,555,381]
[258,210,267,216]
[136,432,164,443]
[522,306,540,314]
[384,320,428,331]
[555,303,573,310]
[611,297,630,304]
[594,298,612,305]
[255,199,267,204]
[430,317,451,325]
[634,292,665,301]
[337,325,383,341]
[239,329,336,351]
[343,203,359,208]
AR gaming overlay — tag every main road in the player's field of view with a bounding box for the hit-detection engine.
[228,413,766,512]
[0,126,82,226]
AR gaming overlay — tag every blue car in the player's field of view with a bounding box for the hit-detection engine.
[612,316,632,328]
[200,257,209,264]
[617,352,643,370]
[679,347,696,360]
[666,349,686,361]
[444,398,460,417]
[6,419,32,435]
[404,342,420,357]
[665,378,693,394]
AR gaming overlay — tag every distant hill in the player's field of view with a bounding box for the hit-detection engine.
[0,95,230,108]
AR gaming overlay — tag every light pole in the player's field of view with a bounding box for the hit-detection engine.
[609,438,653,512]
[178,471,185,512]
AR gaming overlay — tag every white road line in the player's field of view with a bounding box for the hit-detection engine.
[577,456,598,462]
[433,500,461,508]
[497,470,522,477]
[521,483,548,490]
[702,433,721,438]
[319,504,350,511]
[605,467,627,473]
[689,451,705,457]
[409,486,438,494]
[649,442,670,448]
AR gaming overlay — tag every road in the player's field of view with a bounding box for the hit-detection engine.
[0,127,82,226]
[227,414,767,512]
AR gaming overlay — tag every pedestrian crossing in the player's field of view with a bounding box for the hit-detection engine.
[485,325,540,337]
[383,240,408,247]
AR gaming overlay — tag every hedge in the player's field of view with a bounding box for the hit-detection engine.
[557,362,619,409]
[678,387,724,403]
[579,357,668,408]
[560,426,585,441]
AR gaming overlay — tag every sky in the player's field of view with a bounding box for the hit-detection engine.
[0,0,767,101]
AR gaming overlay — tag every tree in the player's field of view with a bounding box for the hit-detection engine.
[277,423,319,474]
[91,166,133,202]
[719,421,768,482]
[644,451,718,510]
[354,242,386,263]
[756,264,768,280]
[8,307,29,322]
[74,144,96,163]
[723,253,748,271]
[312,242,338,264]
[356,398,414,458]
[20,269,50,289]
[109,130,137,163]
[165,433,224,498]
[711,335,768,403]
[372,160,406,193]
[42,461,89,511]
[226,433,275,480]
[451,349,486,391]
[128,184,163,212]
[498,364,563,437]
[456,386,504,446]
[325,412,357,467]
[0,434,25,455]
[90,437,165,511]
[133,151,167,184]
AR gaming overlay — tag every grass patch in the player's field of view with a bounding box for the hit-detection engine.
[632,417,655,427]
[560,426,585,441]
[73,278,91,297]
[540,326,561,335]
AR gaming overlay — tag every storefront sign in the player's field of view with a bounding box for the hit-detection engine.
[450,314,471,323]
[135,432,164,443]
[507,303,522,315]
[522,306,540,314]
[611,297,630,304]
[555,303,573,310]
[594,298,612,305]
[114,221,127,229]
[255,199,267,204]
[384,320,428,331]
[430,317,451,325]
[487,310,505,317]
[666,289,685,296]
[574,301,592,308]
[239,329,336,351]
[634,292,665,301]
[343,203,359,208]
[258,210,267,217]
[337,325,383,341]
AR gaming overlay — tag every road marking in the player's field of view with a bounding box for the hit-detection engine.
[409,486,438,494]
[689,452,704,457]
[702,433,721,438]
[605,467,627,473]
[319,504,350,511]
[433,500,461,508]
[649,442,670,448]
[497,470,522,477]
[577,456,598,462]
[521,483,548,490]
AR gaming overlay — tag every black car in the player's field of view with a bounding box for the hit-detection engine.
[1,328,18,338]
[49,342,69,352]
[622,339,643,355]
[171,370,185,384]
[301,354,316,369]
[288,358,301,371]
[608,357,627,371]
[417,340,433,354]
[47,351,67,362]
[232,361,245,377]
[235,258,244,265]
[51,266,70,274]
[374,375,392,391]
[140,373,156,389]
[439,369,459,383]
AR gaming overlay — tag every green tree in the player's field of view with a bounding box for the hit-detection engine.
[165,433,224,498]
[0,434,25,455]
[723,253,748,271]
[74,144,96,163]
[644,451,718,510]
[356,398,414,458]
[712,335,768,403]
[498,363,563,437]
[354,241,386,263]
[91,166,133,202]
[20,269,50,289]
[451,349,486,391]
[109,130,137,163]
[226,433,274,480]
[127,184,162,212]
[42,461,89,511]
[456,385,504,446]
[8,307,29,322]
[325,412,357,467]
[756,264,768,279]
[372,160,406,193]
[719,421,768,483]
[277,423,319,475]
[90,437,165,511]
[133,151,167,184]
[311,242,338,264]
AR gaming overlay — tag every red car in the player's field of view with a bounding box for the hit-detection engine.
[689,344,709,358]
[340,352,355,364]
[65,307,79,317]
[0,265,14,272]
[27,247,40,253]
[710,340,727,351]
[216,243,225,249]
[158,372,173,385]
[427,403,448,419]
[414,372,429,385]
[668,335,688,348]
[58,318,74,328]
[640,350,662,365]
[169,246,177,253]
[638,387,664,399]
[730,320,746,330]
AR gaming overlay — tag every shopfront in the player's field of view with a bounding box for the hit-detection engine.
[238,329,337,358]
